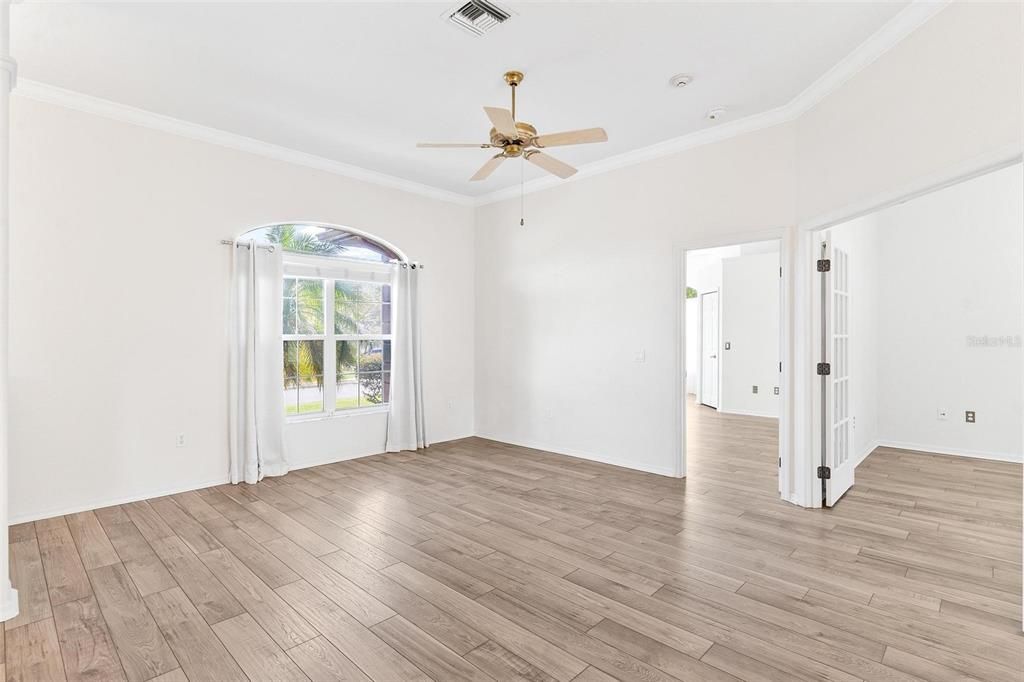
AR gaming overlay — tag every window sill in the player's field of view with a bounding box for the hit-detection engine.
[287,405,390,424]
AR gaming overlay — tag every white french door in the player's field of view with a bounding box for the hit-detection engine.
[700,291,720,409]
[820,241,854,506]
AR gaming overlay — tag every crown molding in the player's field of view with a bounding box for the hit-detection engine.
[471,0,951,206]
[785,0,949,119]
[13,79,476,207]
[12,0,948,210]
[472,102,796,206]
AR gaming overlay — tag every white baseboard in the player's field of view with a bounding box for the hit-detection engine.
[288,431,473,471]
[288,448,385,472]
[717,407,780,419]
[9,475,233,525]
[10,432,476,524]
[0,584,18,623]
[874,440,1022,464]
[474,432,682,478]
[842,438,1019,471]
[853,439,880,468]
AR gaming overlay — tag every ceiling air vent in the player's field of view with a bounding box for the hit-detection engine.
[446,0,512,36]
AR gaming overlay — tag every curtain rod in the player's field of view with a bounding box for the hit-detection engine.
[219,239,424,269]
[220,239,275,252]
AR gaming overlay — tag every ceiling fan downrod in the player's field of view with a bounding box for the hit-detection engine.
[504,70,523,121]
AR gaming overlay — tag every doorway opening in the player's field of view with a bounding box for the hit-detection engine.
[808,162,1023,507]
[683,239,783,495]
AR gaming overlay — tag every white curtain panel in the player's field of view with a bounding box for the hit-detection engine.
[386,264,428,452]
[229,243,289,483]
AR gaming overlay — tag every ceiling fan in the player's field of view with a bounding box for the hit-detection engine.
[417,70,608,181]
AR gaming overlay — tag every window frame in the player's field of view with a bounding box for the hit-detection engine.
[282,254,394,421]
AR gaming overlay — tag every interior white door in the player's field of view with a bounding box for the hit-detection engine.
[824,245,854,506]
[700,291,719,409]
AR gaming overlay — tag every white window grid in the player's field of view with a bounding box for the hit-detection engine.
[283,275,392,419]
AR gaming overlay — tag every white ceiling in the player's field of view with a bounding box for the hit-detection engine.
[13,2,908,198]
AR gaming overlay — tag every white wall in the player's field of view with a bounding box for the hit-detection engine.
[475,1,1021,477]
[687,245,739,295]
[875,164,1023,461]
[684,298,698,395]
[720,252,780,418]
[475,126,797,476]
[9,97,476,521]
[829,163,1023,464]
[796,1,1023,224]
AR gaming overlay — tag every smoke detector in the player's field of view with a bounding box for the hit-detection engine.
[669,74,692,88]
[706,107,728,121]
[444,1,513,36]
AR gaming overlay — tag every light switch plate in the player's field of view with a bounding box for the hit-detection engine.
[965,410,976,423]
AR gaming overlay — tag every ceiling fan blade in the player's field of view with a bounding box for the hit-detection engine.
[484,107,518,140]
[533,127,608,148]
[417,143,492,148]
[470,153,506,181]
[525,151,577,179]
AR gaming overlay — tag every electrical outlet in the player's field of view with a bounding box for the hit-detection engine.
[937,408,948,421]
[965,410,976,424]
[447,400,454,410]
[175,433,186,448]
[773,386,779,395]
[752,385,758,394]
[634,349,646,363]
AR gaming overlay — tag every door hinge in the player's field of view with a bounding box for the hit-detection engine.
[816,362,831,376]
[817,466,831,479]
[778,457,782,468]
[778,361,782,372]
[816,259,831,272]
[779,266,783,278]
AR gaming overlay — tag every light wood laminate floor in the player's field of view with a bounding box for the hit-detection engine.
[4,404,1022,681]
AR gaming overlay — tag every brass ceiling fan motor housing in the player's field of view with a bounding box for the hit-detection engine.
[489,121,537,150]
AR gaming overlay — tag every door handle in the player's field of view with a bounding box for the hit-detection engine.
[710,354,717,359]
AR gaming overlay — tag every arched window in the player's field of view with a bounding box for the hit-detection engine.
[238,223,400,418]
[240,223,403,262]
